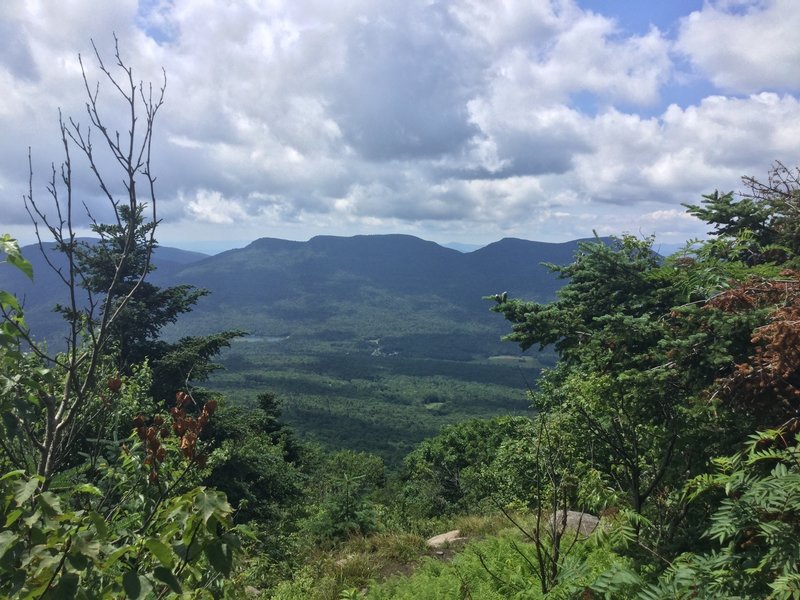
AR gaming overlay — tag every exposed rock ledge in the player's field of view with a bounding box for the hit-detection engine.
[426,529,467,548]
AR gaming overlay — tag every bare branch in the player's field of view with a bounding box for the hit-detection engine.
[5,40,166,481]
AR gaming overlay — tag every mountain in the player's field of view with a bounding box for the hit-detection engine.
[145,234,592,344]
[0,233,598,461]
[0,241,208,344]
[0,232,594,365]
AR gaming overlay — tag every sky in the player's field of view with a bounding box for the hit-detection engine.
[1,0,800,254]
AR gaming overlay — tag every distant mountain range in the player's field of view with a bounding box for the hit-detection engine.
[0,234,600,352]
[1,233,613,457]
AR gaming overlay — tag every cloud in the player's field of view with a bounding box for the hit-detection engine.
[454,2,672,106]
[2,0,800,249]
[182,189,249,225]
[324,3,481,161]
[571,93,800,207]
[676,0,800,93]
[452,2,672,179]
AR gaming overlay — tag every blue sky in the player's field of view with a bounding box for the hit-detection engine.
[581,1,704,35]
[1,0,799,253]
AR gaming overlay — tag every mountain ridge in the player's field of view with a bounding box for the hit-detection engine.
[0,232,606,460]
[0,233,604,346]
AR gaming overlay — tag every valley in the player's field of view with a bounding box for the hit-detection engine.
[0,233,577,461]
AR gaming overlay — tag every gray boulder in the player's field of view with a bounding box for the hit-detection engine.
[548,510,600,536]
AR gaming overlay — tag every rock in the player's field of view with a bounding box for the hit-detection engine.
[426,529,466,548]
[335,554,354,567]
[549,510,600,536]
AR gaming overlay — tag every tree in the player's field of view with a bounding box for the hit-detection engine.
[700,272,800,428]
[400,416,532,518]
[592,426,800,600]
[488,165,800,596]
[303,449,386,543]
[1,238,241,597]
[203,392,305,523]
[491,237,695,520]
[685,162,800,263]
[489,229,793,553]
[77,204,245,404]
[77,204,207,373]
[0,41,243,596]
[669,167,800,438]
[0,39,165,480]
[683,190,775,250]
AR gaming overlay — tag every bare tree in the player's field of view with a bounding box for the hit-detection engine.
[479,415,592,595]
[741,161,800,256]
[743,161,800,212]
[1,36,166,481]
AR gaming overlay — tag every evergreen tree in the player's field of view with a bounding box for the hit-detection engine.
[77,204,207,372]
[492,165,800,581]
[77,204,244,403]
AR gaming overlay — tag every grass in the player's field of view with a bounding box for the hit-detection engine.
[266,513,524,600]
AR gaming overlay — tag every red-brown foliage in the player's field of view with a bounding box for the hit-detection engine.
[709,271,800,426]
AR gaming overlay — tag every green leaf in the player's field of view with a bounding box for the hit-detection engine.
[195,489,230,527]
[88,511,108,540]
[0,235,32,280]
[0,469,25,482]
[122,571,152,599]
[74,532,101,560]
[23,508,42,527]
[173,541,202,563]
[7,255,33,281]
[103,544,132,569]
[235,523,259,541]
[4,508,23,527]
[153,566,182,594]
[144,538,173,568]
[122,571,140,599]
[221,531,242,550]
[37,491,62,516]
[0,530,18,560]
[2,568,25,596]
[73,484,103,497]
[12,476,39,505]
[204,539,233,576]
[0,291,20,312]
[2,412,19,438]
[50,573,80,600]
[67,552,89,571]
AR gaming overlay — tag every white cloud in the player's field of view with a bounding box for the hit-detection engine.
[1,0,800,249]
[677,0,800,92]
[183,189,249,224]
[572,93,800,208]
[455,1,671,107]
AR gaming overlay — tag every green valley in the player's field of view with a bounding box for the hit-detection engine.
[2,233,578,462]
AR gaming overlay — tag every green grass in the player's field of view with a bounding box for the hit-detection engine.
[266,514,514,600]
[264,511,633,600]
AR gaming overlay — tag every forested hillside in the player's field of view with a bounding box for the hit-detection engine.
[2,234,588,346]
[4,42,800,600]
[2,233,598,461]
